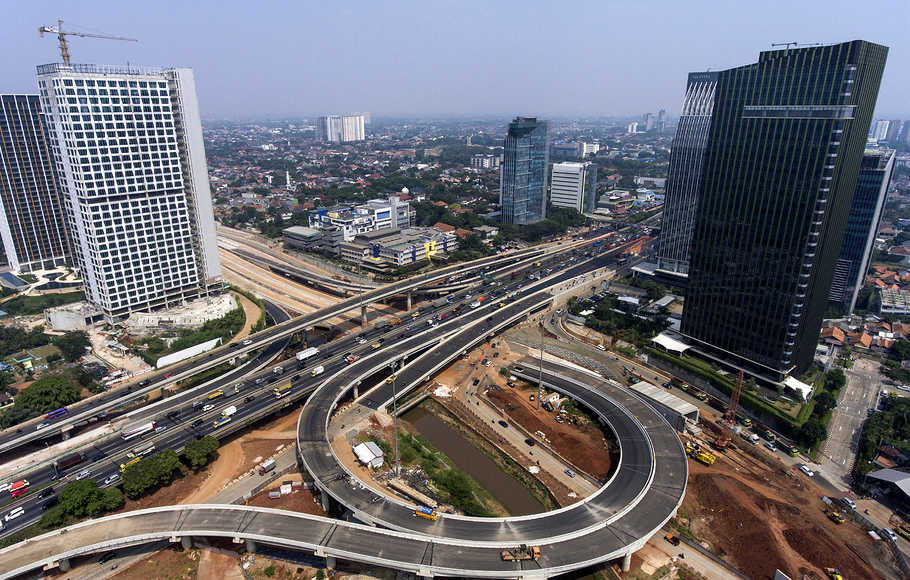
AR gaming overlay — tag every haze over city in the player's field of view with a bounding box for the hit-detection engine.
[4,0,909,118]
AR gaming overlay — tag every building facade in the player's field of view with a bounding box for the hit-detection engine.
[828,149,895,314]
[316,114,365,143]
[470,153,501,169]
[37,63,222,320]
[500,117,549,225]
[340,227,458,273]
[676,41,888,381]
[0,95,70,272]
[549,161,597,213]
[307,196,413,253]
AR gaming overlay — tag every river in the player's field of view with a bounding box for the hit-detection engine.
[403,405,544,516]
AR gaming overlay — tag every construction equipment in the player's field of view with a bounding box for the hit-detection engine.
[664,534,681,546]
[823,568,843,580]
[38,19,137,67]
[828,511,846,525]
[715,370,744,450]
[500,545,541,561]
[685,442,716,466]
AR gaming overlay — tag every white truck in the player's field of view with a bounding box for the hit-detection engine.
[258,458,276,475]
[296,347,320,368]
[221,406,238,418]
[311,365,325,377]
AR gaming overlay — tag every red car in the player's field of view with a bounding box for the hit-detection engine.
[345,354,360,365]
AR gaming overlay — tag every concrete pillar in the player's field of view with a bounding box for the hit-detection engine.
[61,429,70,441]
[245,538,257,553]
[319,489,330,512]
[622,551,632,572]
[58,558,71,572]
[181,536,193,550]
[325,555,336,569]
[406,290,413,311]
[354,384,359,398]
[361,305,368,327]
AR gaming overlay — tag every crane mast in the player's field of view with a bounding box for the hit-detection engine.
[38,19,137,66]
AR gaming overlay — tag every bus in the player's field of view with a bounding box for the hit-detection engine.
[9,480,29,494]
[274,383,292,399]
[212,416,231,429]
[779,441,799,457]
[121,421,157,441]
[207,389,225,400]
[415,506,438,520]
[120,457,141,472]
[46,407,68,420]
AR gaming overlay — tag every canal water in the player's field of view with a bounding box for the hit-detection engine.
[403,405,544,516]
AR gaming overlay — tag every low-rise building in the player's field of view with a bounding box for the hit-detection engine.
[340,227,459,273]
[307,196,413,251]
[282,226,323,251]
[880,288,910,315]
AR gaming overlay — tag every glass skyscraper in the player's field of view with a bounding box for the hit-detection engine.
[828,149,895,314]
[670,41,888,381]
[0,95,71,273]
[500,117,549,225]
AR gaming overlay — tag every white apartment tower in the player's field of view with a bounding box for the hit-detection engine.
[550,162,597,214]
[316,114,365,143]
[36,63,221,320]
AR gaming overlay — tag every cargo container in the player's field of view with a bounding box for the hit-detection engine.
[258,458,276,475]
[56,452,86,471]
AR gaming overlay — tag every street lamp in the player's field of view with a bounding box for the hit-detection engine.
[537,319,544,410]
[388,360,401,477]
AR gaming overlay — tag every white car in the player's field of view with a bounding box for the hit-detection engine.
[842,497,857,510]
[202,404,215,412]
[883,527,899,542]
[75,470,92,481]
[36,422,50,431]
[763,441,777,452]
[242,339,252,346]
[470,302,480,309]
[5,507,24,522]
[103,474,121,486]
[798,464,814,477]
[596,344,606,351]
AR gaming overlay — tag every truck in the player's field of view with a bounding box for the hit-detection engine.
[311,365,325,377]
[207,389,225,400]
[760,429,776,442]
[739,431,760,445]
[388,317,402,326]
[685,442,716,465]
[670,376,687,391]
[415,506,438,520]
[274,383,292,399]
[56,452,86,471]
[121,421,157,441]
[213,416,232,429]
[295,347,319,367]
[221,406,238,418]
[120,457,141,472]
[433,298,449,309]
[500,545,541,561]
[258,458,276,475]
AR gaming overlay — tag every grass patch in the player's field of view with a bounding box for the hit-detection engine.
[2,291,84,316]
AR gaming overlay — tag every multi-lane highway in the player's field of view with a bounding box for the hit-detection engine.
[0,228,685,578]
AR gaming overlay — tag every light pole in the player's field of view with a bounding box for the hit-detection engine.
[537,319,544,410]
[389,360,401,478]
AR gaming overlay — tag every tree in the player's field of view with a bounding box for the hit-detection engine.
[892,339,910,361]
[39,481,122,529]
[122,450,183,499]
[823,369,846,392]
[798,418,828,448]
[183,436,220,470]
[813,391,838,416]
[0,375,80,427]
[53,330,91,362]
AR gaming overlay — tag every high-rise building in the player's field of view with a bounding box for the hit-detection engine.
[549,162,597,214]
[626,122,639,134]
[872,119,890,141]
[500,117,549,225]
[657,109,667,134]
[828,149,895,314]
[316,114,365,143]
[0,95,70,273]
[669,41,887,382]
[37,63,222,320]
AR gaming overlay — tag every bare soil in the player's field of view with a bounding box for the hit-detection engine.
[487,385,613,479]
[680,443,897,580]
[110,545,199,580]
[229,291,263,343]
[245,486,326,516]
[198,547,244,580]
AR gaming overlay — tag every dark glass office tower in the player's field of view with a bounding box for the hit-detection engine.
[678,41,888,381]
[0,95,70,272]
[828,149,895,314]
[500,117,549,225]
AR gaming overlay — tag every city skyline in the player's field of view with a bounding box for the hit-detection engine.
[3,1,909,119]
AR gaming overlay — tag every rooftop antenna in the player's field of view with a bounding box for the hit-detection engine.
[38,18,137,66]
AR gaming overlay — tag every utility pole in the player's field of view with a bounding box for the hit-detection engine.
[537,318,544,410]
[390,360,401,477]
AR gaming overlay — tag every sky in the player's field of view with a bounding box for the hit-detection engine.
[3,1,909,120]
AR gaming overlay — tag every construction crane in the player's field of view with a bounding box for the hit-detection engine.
[771,41,822,56]
[715,370,744,450]
[38,19,137,67]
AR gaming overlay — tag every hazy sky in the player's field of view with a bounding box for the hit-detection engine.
[4,1,908,120]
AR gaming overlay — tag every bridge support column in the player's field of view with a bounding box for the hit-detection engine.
[58,558,71,572]
[361,305,368,327]
[325,555,336,570]
[245,538,257,553]
[418,566,434,577]
[181,536,194,550]
[319,488,330,512]
[354,384,359,398]
[406,290,412,311]
[622,551,632,572]
[61,429,71,441]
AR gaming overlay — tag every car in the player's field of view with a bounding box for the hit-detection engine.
[371,343,381,350]
[167,410,181,419]
[662,382,672,389]
[564,469,576,478]
[154,425,168,434]
[192,419,204,428]
[481,358,490,366]
[103,474,121,486]
[99,551,118,565]
[75,470,92,481]
[37,487,54,499]
[596,344,606,351]
[202,404,215,412]
[798,464,814,477]
[513,366,523,373]
[244,395,256,403]
[483,359,493,367]
[883,527,899,542]
[4,507,24,522]
[36,422,50,431]
[41,497,58,511]
[842,497,857,510]
[763,441,777,452]
[242,339,252,346]
[192,401,204,409]
[472,378,480,386]
[524,438,535,446]
[498,420,508,428]
[229,342,240,348]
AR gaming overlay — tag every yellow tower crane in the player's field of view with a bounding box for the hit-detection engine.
[39,19,137,66]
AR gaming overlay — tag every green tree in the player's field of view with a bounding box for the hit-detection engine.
[798,418,828,448]
[53,330,91,362]
[122,450,182,499]
[813,391,838,416]
[892,339,910,361]
[183,436,220,470]
[823,369,846,392]
[0,375,81,428]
